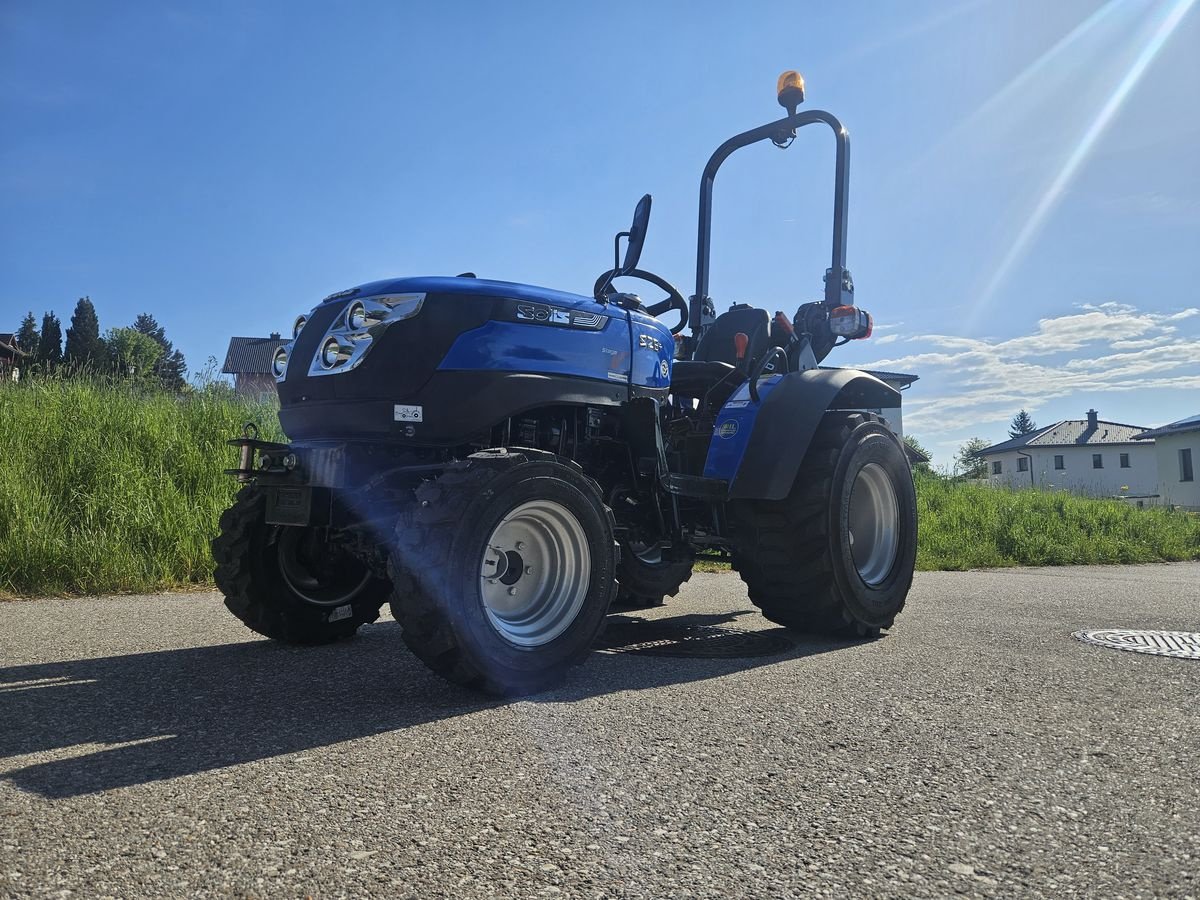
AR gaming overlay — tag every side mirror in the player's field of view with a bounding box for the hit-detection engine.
[616,194,652,275]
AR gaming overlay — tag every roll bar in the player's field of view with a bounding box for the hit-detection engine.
[690,109,852,337]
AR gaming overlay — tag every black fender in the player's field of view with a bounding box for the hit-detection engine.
[727,368,900,501]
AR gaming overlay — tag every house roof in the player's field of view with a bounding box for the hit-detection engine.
[222,335,286,375]
[822,367,919,387]
[1133,413,1200,440]
[976,417,1151,455]
[0,333,29,358]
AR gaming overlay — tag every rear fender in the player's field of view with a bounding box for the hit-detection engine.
[705,369,900,501]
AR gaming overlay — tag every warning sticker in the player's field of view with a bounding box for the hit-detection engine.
[394,405,423,422]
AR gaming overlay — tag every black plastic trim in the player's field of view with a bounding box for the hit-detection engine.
[279,371,627,446]
[727,368,900,501]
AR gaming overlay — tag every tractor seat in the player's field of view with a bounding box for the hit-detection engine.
[693,305,772,367]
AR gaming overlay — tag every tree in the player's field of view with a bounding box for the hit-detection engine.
[64,296,104,371]
[36,312,63,369]
[1008,408,1038,438]
[15,312,38,358]
[105,327,162,378]
[903,434,932,472]
[132,312,188,391]
[955,437,990,479]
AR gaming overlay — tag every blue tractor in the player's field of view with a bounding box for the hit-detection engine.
[214,72,917,694]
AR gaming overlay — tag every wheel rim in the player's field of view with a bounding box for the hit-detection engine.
[277,527,372,607]
[847,462,900,586]
[480,499,591,647]
[627,539,663,565]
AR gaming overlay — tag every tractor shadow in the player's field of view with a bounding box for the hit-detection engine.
[1,611,866,799]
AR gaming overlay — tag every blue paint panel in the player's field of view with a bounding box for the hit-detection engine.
[325,276,602,312]
[437,318,630,384]
[703,376,784,480]
[331,274,676,389]
[627,308,675,390]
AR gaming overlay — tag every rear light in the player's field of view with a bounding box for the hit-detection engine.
[829,305,872,340]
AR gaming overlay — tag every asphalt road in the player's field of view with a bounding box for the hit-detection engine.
[2,564,1198,899]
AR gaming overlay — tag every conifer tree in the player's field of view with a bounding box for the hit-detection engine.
[64,296,104,371]
[15,311,39,357]
[1008,409,1038,438]
[133,312,188,391]
[36,312,63,369]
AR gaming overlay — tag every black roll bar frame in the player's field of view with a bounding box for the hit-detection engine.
[690,109,852,337]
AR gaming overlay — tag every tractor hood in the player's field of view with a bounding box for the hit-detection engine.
[320,276,599,311]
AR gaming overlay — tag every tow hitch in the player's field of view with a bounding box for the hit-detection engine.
[224,422,295,483]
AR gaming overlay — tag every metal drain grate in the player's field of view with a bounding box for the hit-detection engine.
[1073,629,1200,660]
[597,620,795,659]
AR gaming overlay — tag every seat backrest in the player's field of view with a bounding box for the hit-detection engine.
[693,305,772,366]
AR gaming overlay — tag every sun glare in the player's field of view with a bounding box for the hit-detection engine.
[970,0,1197,326]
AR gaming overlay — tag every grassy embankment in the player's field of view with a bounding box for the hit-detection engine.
[0,376,280,597]
[1,377,1197,596]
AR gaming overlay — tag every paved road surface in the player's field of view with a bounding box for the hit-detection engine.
[2,564,1198,898]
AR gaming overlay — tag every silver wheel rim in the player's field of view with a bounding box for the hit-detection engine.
[847,462,900,586]
[277,527,372,607]
[628,539,663,565]
[480,499,591,647]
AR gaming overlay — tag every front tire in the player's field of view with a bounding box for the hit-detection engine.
[729,412,916,637]
[212,486,391,644]
[389,451,617,695]
[612,540,693,610]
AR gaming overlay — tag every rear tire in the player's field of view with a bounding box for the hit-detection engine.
[728,412,916,637]
[212,486,390,644]
[389,451,617,695]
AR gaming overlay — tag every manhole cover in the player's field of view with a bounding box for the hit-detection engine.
[1073,629,1200,660]
[596,620,795,658]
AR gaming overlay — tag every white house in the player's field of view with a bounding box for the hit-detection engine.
[975,409,1156,498]
[1133,413,1199,510]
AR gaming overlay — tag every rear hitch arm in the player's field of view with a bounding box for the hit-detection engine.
[224,423,293,483]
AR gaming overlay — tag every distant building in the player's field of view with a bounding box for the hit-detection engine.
[0,333,29,381]
[974,409,1156,498]
[221,333,286,400]
[1134,414,1199,510]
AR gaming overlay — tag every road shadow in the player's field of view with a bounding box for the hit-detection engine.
[1,611,864,799]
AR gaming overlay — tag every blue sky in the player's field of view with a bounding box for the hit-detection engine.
[2,0,1197,465]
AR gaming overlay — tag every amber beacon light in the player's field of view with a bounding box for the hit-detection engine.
[776,70,805,115]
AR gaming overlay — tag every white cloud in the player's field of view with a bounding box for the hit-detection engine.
[861,302,1200,438]
[873,333,902,345]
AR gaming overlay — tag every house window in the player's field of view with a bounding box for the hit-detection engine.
[1017,457,1029,472]
[1054,455,1065,470]
[992,461,1002,475]
[1119,453,1130,468]
[1092,454,1103,469]
[1182,448,1195,482]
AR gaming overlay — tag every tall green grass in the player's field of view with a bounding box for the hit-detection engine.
[914,469,1200,569]
[0,378,1196,596]
[0,376,280,596]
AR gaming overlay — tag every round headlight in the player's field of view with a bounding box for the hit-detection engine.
[321,338,343,368]
[347,302,367,330]
[293,315,308,338]
[272,346,288,377]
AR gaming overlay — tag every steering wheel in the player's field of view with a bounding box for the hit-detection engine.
[593,268,689,335]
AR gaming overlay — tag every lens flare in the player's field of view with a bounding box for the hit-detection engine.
[973,0,1197,322]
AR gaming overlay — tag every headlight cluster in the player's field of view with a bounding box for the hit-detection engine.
[274,293,425,381]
